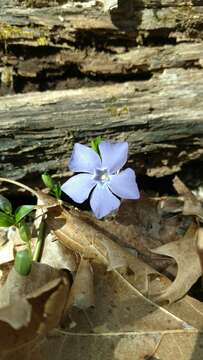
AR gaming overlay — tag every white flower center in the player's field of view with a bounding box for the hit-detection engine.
[93,168,109,184]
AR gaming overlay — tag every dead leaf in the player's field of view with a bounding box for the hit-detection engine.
[66,258,94,311]
[152,223,201,303]
[41,231,77,272]
[3,185,203,359]
[0,229,8,246]
[29,263,203,360]
[0,297,31,330]
[37,191,190,272]
[0,238,14,265]
[103,0,118,11]
[0,262,70,356]
[0,227,19,266]
[173,176,203,221]
[46,206,129,269]
[1,187,203,359]
[80,197,191,272]
[197,227,203,280]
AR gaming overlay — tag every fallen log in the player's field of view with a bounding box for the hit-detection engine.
[0,0,202,190]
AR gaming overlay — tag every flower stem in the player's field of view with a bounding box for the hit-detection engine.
[0,177,39,198]
[33,219,46,262]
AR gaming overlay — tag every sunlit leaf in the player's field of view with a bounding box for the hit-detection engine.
[42,173,55,190]
[19,223,31,243]
[0,262,70,355]
[0,211,15,228]
[152,223,200,303]
[15,205,34,224]
[51,184,61,199]
[90,136,102,156]
[0,195,12,215]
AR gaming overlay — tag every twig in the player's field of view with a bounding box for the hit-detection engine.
[0,177,39,198]
[33,219,46,262]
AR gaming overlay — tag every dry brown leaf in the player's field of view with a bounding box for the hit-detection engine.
[0,238,14,265]
[0,225,32,267]
[1,341,45,360]
[152,223,201,303]
[0,262,70,356]
[1,186,203,359]
[197,227,203,279]
[7,188,201,359]
[0,297,31,330]
[173,176,197,199]
[173,176,203,221]
[46,198,189,274]
[46,206,129,269]
[81,197,191,271]
[36,191,190,272]
[41,231,77,272]
[103,0,118,11]
[25,263,203,360]
[0,227,20,266]
[66,258,94,311]
[37,329,203,360]
[0,229,8,246]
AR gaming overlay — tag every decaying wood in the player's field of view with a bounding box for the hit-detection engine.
[0,0,203,188]
[0,67,203,185]
[1,0,203,92]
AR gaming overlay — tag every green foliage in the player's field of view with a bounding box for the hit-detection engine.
[41,173,55,190]
[41,172,61,199]
[0,211,15,227]
[0,195,12,215]
[90,136,102,156]
[51,184,61,200]
[15,205,34,224]
[14,249,32,276]
[19,222,31,243]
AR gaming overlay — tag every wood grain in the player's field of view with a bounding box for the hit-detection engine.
[0,0,202,189]
[0,68,203,185]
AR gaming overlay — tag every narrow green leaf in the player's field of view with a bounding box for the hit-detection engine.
[14,249,32,276]
[15,205,34,224]
[41,173,55,189]
[0,211,15,227]
[33,220,46,262]
[0,195,12,215]
[52,184,61,200]
[19,223,31,243]
[91,136,102,156]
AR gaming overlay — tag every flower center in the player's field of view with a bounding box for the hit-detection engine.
[93,168,109,184]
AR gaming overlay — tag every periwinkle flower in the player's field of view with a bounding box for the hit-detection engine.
[61,141,140,219]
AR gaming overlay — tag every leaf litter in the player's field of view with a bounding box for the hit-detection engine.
[0,176,203,359]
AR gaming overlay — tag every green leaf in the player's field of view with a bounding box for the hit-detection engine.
[52,184,61,200]
[14,249,32,276]
[41,173,55,189]
[91,136,102,156]
[0,211,15,227]
[19,223,31,243]
[0,195,12,215]
[15,205,34,224]
[42,173,61,199]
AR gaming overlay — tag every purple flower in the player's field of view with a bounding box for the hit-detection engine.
[61,141,140,219]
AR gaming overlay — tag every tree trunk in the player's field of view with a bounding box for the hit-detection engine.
[0,0,203,190]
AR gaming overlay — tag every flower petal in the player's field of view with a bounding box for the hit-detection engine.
[90,184,120,219]
[69,143,101,174]
[61,174,96,203]
[99,141,128,174]
[108,168,140,199]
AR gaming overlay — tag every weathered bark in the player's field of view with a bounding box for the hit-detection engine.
[0,68,203,185]
[1,0,203,95]
[0,0,203,189]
